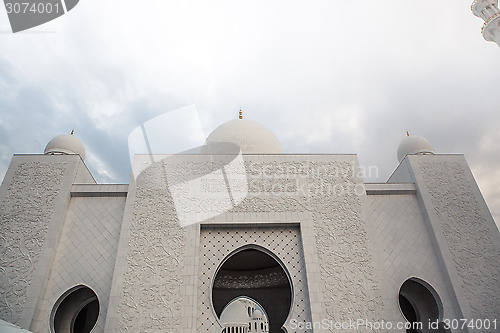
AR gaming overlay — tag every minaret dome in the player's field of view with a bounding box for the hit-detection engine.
[397,133,434,162]
[44,132,86,161]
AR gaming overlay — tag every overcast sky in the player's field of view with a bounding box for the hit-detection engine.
[0,0,499,226]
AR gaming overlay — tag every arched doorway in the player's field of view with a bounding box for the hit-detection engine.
[398,278,450,333]
[212,246,292,333]
[50,285,99,333]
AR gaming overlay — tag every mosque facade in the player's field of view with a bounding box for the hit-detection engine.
[0,118,499,333]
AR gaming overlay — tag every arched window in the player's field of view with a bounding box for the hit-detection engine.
[50,285,99,333]
[398,278,450,333]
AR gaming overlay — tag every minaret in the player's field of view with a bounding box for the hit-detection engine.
[472,0,500,47]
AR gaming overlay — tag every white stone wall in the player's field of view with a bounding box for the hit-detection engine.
[74,158,97,184]
[407,155,500,331]
[105,161,193,333]
[239,156,383,332]
[106,154,384,333]
[5,153,496,333]
[31,195,125,333]
[0,155,85,330]
[364,193,463,331]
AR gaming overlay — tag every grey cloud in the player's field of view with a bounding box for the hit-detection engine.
[0,0,498,226]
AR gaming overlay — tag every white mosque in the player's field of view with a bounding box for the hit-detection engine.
[0,115,499,333]
[220,296,269,333]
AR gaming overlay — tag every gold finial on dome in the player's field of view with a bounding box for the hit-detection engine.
[239,109,243,119]
[406,131,410,136]
[71,129,74,135]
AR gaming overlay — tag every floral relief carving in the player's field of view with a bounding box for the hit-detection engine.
[0,162,66,324]
[116,158,383,332]
[420,161,500,324]
[116,163,187,332]
[210,159,382,332]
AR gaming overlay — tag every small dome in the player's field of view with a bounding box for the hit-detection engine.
[44,134,86,160]
[203,119,284,154]
[220,299,249,325]
[397,135,434,162]
[252,309,263,319]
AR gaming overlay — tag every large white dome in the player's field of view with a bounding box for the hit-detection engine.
[44,134,86,161]
[220,299,249,325]
[397,135,434,162]
[203,119,284,154]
